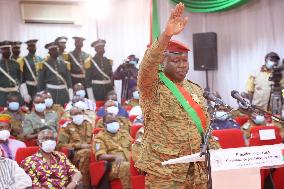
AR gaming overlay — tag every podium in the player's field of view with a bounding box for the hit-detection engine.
[162,144,284,189]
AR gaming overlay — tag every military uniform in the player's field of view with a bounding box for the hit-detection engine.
[68,50,89,86]
[46,104,64,119]
[85,39,113,101]
[93,129,132,189]
[57,120,93,187]
[37,57,72,106]
[22,111,58,136]
[0,57,22,106]
[135,40,219,189]
[18,53,42,100]
[2,109,25,140]
[96,116,131,134]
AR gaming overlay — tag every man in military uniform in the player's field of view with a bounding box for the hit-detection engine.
[68,37,90,86]
[10,41,22,61]
[0,41,30,107]
[2,94,26,140]
[22,94,58,141]
[85,39,113,101]
[37,42,73,106]
[135,3,218,189]
[55,36,69,62]
[57,107,93,188]
[93,113,132,189]
[246,52,284,111]
[17,39,42,103]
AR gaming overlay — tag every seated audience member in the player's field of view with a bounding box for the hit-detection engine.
[132,126,144,163]
[93,113,132,189]
[57,107,93,188]
[21,129,82,189]
[42,91,64,118]
[22,94,58,140]
[0,149,33,189]
[97,99,129,118]
[124,86,140,107]
[0,114,26,160]
[2,94,26,140]
[211,108,241,130]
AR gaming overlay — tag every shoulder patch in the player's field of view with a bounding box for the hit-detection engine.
[17,57,25,72]
[188,80,202,88]
[109,59,113,66]
[84,55,92,69]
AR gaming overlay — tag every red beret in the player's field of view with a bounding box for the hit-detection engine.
[166,40,190,53]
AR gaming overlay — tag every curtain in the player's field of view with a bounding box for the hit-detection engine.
[170,0,251,12]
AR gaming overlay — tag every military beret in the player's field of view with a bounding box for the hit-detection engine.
[91,39,106,48]
[166,40,190,54]
[45,42,59,50]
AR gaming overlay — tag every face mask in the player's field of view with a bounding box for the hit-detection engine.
[129,60,137,65]
[8,102,19,111]
[41,140,56,153]
[75,90,86,98]
[106,122,120,134]
[266,60,275,69]
[106,106,119,115]
[0,130,10,141]
[132,91,139,100]
[74,101,87,110]
[215,111,229,121]
[253,115,265,125]
[34,103,46,113]
[72,114,84,125]
[44,98,53,108]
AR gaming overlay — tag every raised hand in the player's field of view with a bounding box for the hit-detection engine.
[164,2,188,37]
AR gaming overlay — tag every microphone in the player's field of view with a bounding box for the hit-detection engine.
[231,90,251,109]
[203,91,230,108]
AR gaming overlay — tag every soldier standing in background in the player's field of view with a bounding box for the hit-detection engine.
[55,36,69,62]
[85,39,113,101]
[11,41,22,61]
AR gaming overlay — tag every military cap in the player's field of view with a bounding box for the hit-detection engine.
[72,36,85,41]
[0,114,11,125]
[45,42,59,50]
[55,36,68,43]
[0,41,12,49]
[166,40,190,53]
[25,39,38,45]
[265,52,280,60]
[12,41,22,48]
[91,39,106,48]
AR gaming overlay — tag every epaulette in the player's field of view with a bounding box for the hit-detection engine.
[84,55,92,69]
[63,52,69,61]
[188,80,202,89]
[109,59,113,66]
[64,60,71,71]
[16,57,25,72]
[36,61,44,71]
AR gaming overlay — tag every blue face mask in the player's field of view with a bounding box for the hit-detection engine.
[44,98,53,108]
[34,103,46,113]
[132,91,139,100]
[75,90,86,98]
[129,60,137,65]
[8,102,19,111]
[215,111,229,121]
[253,115,265,125]
[106,122,120,134]
[266,60,275,69]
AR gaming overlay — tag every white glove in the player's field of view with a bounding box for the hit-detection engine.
[87,87,95,102]
[19,83,31,103]
[68,88,73,100]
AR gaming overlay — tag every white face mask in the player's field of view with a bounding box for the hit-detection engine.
[75,90,86,98]
[266,60,275,69]
[215,111,229,121]
[132,91,139,100]
[44,98,54,108]
[106,122,120,134]
[253,115,265,125]
[8,102,19,111]
[34,103,46,112]
[106,106,119,115]
[74,101,87,110]
[0,130,10,141]
[72,114,84,125]
[41,140,56,153]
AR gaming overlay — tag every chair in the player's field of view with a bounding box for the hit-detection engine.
[249,126,282,146]
[212,129,246,149]
[129,115,138,123]
[24,139,38,147]
[15,146,39,164]
[130,125,143,139]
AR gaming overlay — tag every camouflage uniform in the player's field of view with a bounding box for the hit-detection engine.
[57,120,93,187]
[96,116,131,133]
[135,40,216,189]
[2,109,25,140]
[46,104,64,119]
[124,98,139,107]
[132,127,144,163]
[93,129,132,189]
[22,111,58,136]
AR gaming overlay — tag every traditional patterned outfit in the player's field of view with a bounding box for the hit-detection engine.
[2,109,25,140]
[93,129,133,189]
[21,151,79,188]
[135,40,218,189]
